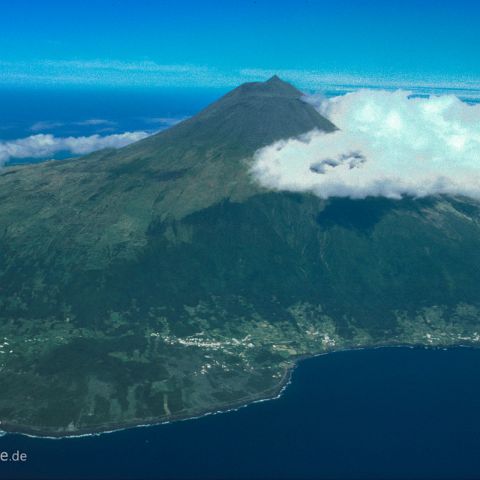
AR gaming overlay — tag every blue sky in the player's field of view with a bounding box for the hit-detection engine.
[1,0,479,89]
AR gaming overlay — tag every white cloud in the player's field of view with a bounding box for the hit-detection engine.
[144,116,187,126]
[30,120,64,132]
[251,90,480,199]
[239,68,480,99]
[0,60,228,88]
[0,131,150,166]
[2,60,480,95]
[29,118,116,132]
[75,118,116,126]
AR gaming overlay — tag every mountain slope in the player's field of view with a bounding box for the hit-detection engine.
[1,78,480,436]
[0,76,336,266]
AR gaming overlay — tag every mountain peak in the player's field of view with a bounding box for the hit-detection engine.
[266,74,281,82]
[226,75,303,99]
[265,74,287,87]
[139,76,336,155]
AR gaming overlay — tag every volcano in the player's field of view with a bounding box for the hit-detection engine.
[1,77,480,436]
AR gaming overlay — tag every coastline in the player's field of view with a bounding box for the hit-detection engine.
[0,361,296,440]
[0,342,475,440]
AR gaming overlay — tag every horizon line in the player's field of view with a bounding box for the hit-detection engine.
[1,60,480,97]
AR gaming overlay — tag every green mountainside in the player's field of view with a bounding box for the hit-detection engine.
[1,77,480,436]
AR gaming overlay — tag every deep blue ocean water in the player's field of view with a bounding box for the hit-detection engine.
[2,347,480,480]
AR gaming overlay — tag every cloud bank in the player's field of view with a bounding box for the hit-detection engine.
[0,131,149,166]
[2,60,480,97]
[30,119,117,132]
[251,90,480,199]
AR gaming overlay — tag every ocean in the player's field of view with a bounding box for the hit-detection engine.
[0,86,224,141]
[2,347,480,479]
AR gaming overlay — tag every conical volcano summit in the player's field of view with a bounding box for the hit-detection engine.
[1,77,480,436]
